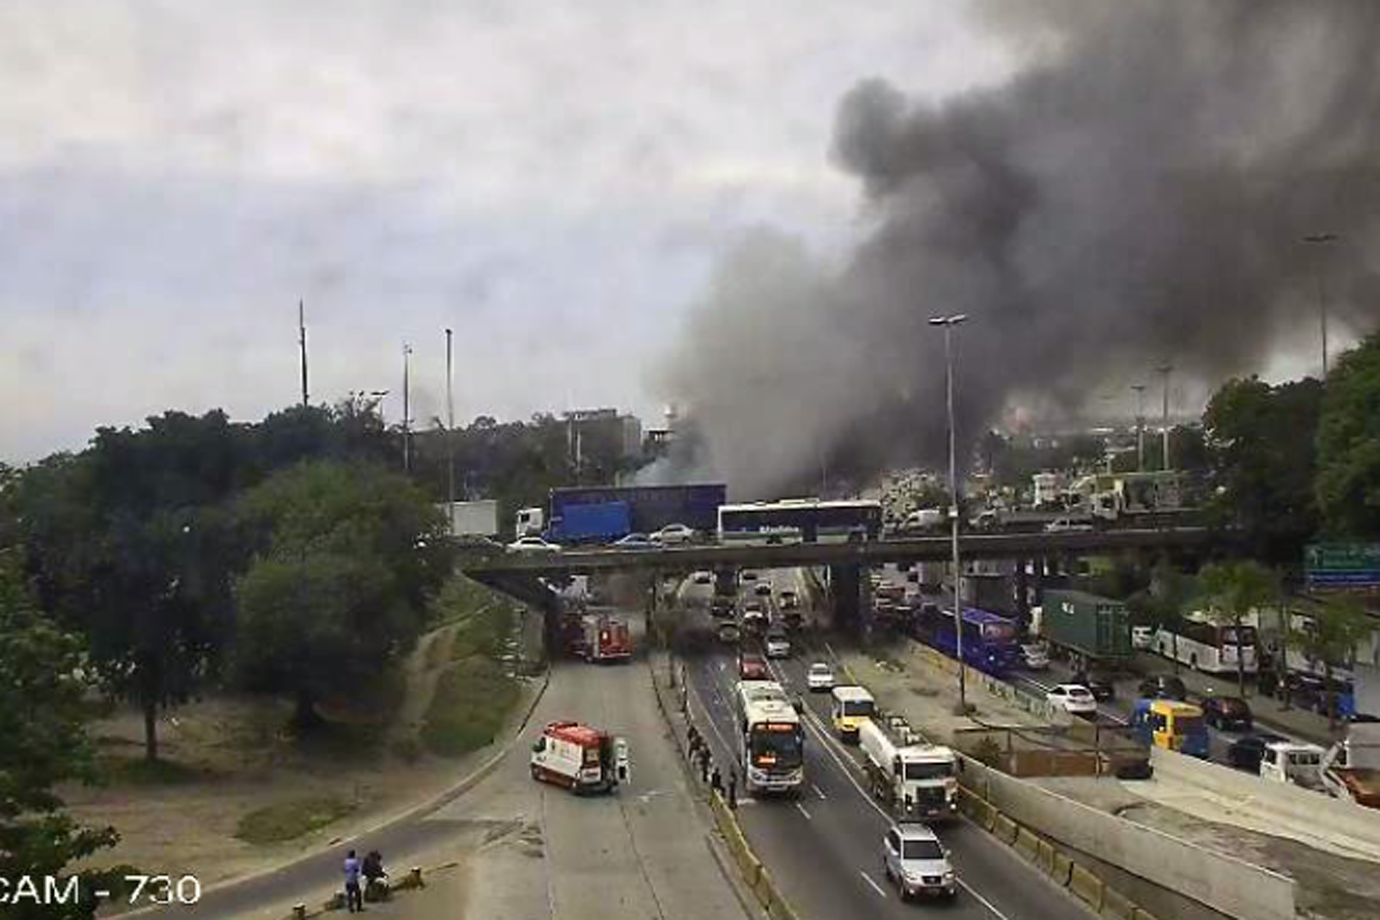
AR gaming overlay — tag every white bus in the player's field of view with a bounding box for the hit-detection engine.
[718,499,883,546]
[734,680,805,794]
[1154,618,1258,675]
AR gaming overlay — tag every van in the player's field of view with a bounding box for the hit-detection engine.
[1131,699,1208,758]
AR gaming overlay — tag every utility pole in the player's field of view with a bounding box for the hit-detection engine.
[298,300,310,407]
[1131,383,1147,473]
[1156,365,1173,471]
[445,328,456,535]
[1302,233,1339,378]
[402,343,413,475]
[929,312,969,714]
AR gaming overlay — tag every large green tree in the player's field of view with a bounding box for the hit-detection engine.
[1203,376,1323,564]
[1316,331,1380,538]
[234,461,451,729]
[1199,560,1280,697]
[0,554,119,920]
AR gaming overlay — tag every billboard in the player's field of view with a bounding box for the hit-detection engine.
[1305,543,1380,589]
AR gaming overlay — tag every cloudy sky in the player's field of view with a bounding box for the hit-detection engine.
[0,0,1027,461]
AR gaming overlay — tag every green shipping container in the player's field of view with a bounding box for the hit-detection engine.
[1041,589,1131,662]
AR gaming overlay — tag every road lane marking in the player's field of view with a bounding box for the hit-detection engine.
[859,870,889,898]
[812,784,827,800]
[794,802,812,820]
[957,877,1014,920]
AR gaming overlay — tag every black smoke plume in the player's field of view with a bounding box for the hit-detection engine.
[654,0,1380,499]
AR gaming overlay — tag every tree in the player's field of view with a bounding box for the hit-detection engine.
[1132,558,1195,674]
[1316,332,1380,538]
[0,553,119,920]
[1199,560,1280,697]
[234,461,451,730]
[1290,595,1375,732]
[1203,376,1323,564]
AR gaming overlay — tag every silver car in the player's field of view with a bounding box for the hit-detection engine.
[882,823,957,900]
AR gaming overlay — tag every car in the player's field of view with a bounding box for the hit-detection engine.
[1045,517,1094,533]
[611,532,654,549]
[778,590,800,610]
[1071,670,1117,702]
[506,535,562,553]
[1226,731,1289,772]
[738,653,769,680]
[743,598,765,615]
[765,631,791,659]
[1201,695,1253,731]
[754,581,773,597]
[1131,625,1155,650]
[651,523,696,545]
[881,823,956,900]
[1046,684,1098,717]
[709,596,735,619]
[739,569,759,583]
[693,571,713,585]
[717,622,741,644]
[807,662,836,691]
[1138,675,1188,701]
[1283,672,1354,718]
[1020,642,1050,670]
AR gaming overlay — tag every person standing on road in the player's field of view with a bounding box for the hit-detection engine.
[728,769,738,809]
[711,764,722,793]
[343,850,363,913]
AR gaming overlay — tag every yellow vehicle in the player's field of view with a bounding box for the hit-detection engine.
[830,685,876,743]
[1131,698,1209,758]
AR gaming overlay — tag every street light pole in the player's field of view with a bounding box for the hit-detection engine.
[402,343,413,475]
[930,313,969,714]
[1131,384,1147,473]
[1156,365,1173,471]
[446,328,456,536]
[1302,233,1338,378]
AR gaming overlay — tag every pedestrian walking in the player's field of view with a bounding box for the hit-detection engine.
[701,752,711,784]
[711,764,722,793]
[343,850,363,913]
[728,770,738,809]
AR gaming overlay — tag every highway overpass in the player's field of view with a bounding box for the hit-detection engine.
[458,527,1217,577]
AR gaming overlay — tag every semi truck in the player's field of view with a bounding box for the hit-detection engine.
[545,483,727,543]
[582,615,633,663]
[516,506,546,538]
[437,499,500,538]
[858,714,959,820]
[1039,589,1132,668]
[530,721,629,794]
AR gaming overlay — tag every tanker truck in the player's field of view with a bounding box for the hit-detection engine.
[859,713,959,820]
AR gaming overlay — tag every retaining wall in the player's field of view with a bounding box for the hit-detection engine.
[963,759,1295,920]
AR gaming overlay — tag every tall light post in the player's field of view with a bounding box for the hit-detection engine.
[445,328,456,536]
[402,343,413,475]
[929,313,969,714]
[1130,383,1147,472]
[1155,365,1173,471]
[1302,233,1339,378]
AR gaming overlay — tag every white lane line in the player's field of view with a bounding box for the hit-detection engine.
[794,802,813,821]
[812,784,827,800]
[957,877,1014,920]
[859,870,889,898]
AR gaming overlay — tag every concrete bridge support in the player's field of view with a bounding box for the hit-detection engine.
[830,563,864,633]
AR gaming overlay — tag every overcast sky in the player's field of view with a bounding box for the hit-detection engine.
[0,0,1029,461]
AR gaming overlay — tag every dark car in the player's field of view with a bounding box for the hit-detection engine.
[1226,731,1288,772]
[1137,675,1188,701]
[1072,671,1117,702]
[1283,672,1355,718]
[1201,695,1253,731]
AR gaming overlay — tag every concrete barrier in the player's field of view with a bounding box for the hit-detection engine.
[992,813,1018,844]
[966,760,1295,920]
[1069,864,1105,910]
[1050,851,1074,886]
[1035,838,1056,875]
[1101,887,1136,920]
[1132,908,1162,920]
[1150,746,1380,861]
[1015,827,1041,862]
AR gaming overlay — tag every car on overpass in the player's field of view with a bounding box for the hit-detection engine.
[651,523,696,545]
[507,535,562,553]
[611,533,654,549]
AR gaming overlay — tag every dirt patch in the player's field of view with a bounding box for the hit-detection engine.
[235,795,356,845]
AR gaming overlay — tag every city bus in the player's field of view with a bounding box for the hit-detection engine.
[734,680,805,794]
[717,499,883,546]
[911,605,1023,676]
[1153,618,1258,675]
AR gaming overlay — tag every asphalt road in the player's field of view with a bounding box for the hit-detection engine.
[132,612,745,920]
[678,571,1096,920]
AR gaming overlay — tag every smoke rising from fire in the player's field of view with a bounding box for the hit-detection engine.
[654,0,1380,499]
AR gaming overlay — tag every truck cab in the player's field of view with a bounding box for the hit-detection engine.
[1259,741,1327,789]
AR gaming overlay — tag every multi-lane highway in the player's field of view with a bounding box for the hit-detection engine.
[676,572,1097,920]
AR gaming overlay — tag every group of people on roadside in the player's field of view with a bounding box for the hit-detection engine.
[341,849,387,913]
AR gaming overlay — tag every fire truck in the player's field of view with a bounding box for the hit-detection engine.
[858,713,959,820]
[530,721,630,794]
[582,615,633,663]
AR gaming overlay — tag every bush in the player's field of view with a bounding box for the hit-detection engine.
[420,659,521,757]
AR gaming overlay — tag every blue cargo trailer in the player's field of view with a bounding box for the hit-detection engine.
[548,501,633,543]
[547,484,726,542]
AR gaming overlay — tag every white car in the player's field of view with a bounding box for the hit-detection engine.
[1020,642,1050,670]
[506,535,562,553]
[765,632,791,659]
[1046,684,1098,716]
[652,523,695,545]
[693,571,713,585]
[807,662,836,692]
[1045,517,1094,533]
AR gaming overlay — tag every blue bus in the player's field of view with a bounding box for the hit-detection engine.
[717,499,883,546]
[911,605,1022,675]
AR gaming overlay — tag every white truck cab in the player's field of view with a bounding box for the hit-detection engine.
[1259,740,1327,789]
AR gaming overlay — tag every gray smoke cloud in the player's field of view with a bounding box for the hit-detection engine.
[655,0,1380,499]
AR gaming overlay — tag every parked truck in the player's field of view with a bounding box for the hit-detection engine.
[1039,589,1132,668]
[516,506,546,538]
[437,499,500,538]
[858,714,959,820]
[530,721,629,794]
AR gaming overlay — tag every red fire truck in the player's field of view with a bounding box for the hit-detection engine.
[530,721,630,794]
[583,615,633,663]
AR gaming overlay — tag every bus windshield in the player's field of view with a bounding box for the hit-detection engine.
[841,700,875,718]
[750,725,803,768]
